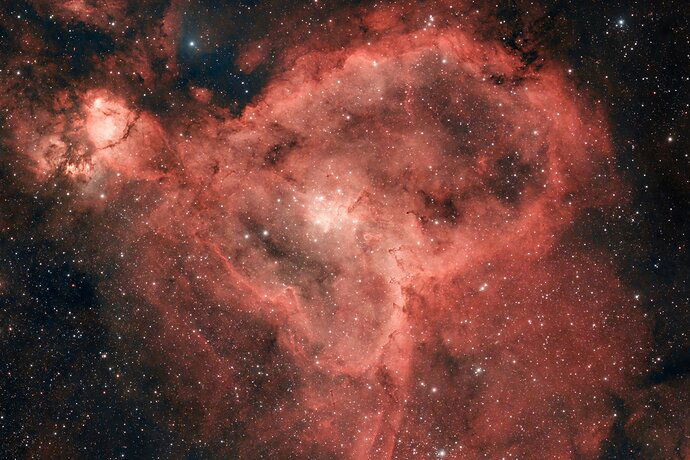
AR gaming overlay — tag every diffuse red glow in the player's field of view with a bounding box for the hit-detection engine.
[2,1,661,458]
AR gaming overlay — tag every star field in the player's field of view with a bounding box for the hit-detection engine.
[0,0,688,458]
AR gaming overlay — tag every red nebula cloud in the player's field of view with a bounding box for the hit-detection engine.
[2,0,672,458]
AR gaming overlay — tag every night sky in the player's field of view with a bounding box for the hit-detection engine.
[0,0,688,458]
